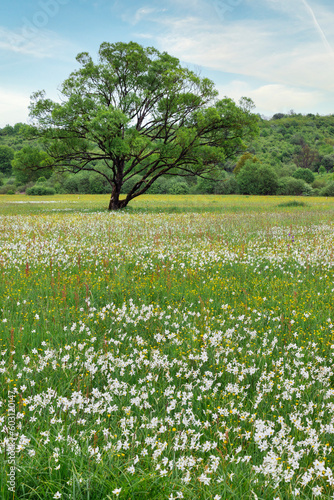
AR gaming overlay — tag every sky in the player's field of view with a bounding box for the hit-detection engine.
[1,0,334,127]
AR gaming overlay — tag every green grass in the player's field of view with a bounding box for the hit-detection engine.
[1,193,334,216]
[277,200,307,208]
[1,195,334,499]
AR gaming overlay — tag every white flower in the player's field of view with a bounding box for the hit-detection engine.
[312,486,322,497]
[35,314,40,320]
[198,473,211,485]
[112,489,121,496]
[127,465,135,474]
[53,493,61,499]
[214,496,222,500]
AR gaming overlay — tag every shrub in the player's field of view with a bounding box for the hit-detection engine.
[16,181,34,193]
[277,177,312,196]
[233,152,258,176]
[293,168,315,184]
[256,165,279,195]
[237,161,278,195]
[63,177,79,194]
[320,181,334,196]
[89,175,108,194]
[168,179,190,195]
[76,175,91,194]
[214,175,238,194]
[36,176,47,183]
[312,178,327,190]
[26,185,56,195]
[0,184,17,194]
[277,200,307,207]
[147,177,169,194]
[194,176,216,194]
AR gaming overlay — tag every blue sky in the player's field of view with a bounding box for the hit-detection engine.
[1,0,334,126]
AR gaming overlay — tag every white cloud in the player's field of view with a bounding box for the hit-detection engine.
[0,26,75,59]
[0,88,30,127]
[217,81,324,115]
[122,7,167,26]
[149,9,334,93]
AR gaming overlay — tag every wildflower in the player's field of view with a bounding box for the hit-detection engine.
[198,473,211,485]
[112,489,121,496]
[53,493,61,499]
[127,465,135,474]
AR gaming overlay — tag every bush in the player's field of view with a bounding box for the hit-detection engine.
[234,152,258,176]
[237,161,279,195]
[277,176,312,196]
[293,168,315,184]
[76,175,91,194]
[36,176,47,183]
[89,175,108,194]
[63,177,79,194]
[168,179,190,194]
[26,185,56,195]
[257,165,279,195]
[321,154,334,171]
[147,177,190,194]
[193,176,216,194]
[312,178,327,190]
[214,175,238,194]
[320,181,334,196]
[16,181,34,193]
[0,183,17,194]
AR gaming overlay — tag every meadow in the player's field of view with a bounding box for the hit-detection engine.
[1,194,334,500]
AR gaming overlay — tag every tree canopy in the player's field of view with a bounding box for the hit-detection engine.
[29,41,258,209]
[0,145,14,175]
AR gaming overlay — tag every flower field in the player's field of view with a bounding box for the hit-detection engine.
[1,197,334,499]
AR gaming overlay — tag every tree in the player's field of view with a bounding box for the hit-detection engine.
[292,168,315,184]
[237,160,278,195]
[233,152,258,176]
[294,143,319,171]
[29,41,259,210]
[321,154,334,172]
[12,146,52,184]
[0,145,14,175]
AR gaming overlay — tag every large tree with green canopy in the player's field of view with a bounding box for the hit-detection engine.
[29,41,259,210]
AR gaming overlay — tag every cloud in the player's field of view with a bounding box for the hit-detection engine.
[122,7,167,26]
[0,26,75,59]
[148,7,334,93]
[217,81,324,115]
[0,88,30,127]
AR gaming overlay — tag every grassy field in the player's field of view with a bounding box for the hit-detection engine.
[1,194,334,499]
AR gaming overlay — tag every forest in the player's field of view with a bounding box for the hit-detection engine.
[1,112,334,198]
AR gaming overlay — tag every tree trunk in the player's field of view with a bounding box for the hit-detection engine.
[108,190,128,210]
